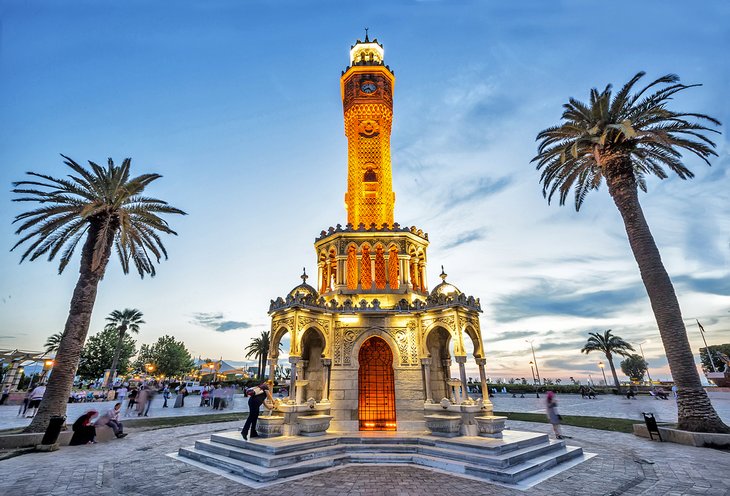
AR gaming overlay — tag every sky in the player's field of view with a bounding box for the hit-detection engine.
[1,0,729,383]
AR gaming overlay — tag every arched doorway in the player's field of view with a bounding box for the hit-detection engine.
[358,336,396,431]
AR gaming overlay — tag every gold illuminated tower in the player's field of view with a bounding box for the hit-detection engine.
[341,33,396,228]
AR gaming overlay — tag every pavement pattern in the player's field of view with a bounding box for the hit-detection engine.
[0,418,728,496]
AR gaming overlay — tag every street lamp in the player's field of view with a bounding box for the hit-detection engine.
[638,341,653,384]
[529,361,540,398]
[598,361,608,388]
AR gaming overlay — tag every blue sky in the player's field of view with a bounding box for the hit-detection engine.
[1,0,728,382]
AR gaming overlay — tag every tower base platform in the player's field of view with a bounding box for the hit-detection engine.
[171,429,590,489]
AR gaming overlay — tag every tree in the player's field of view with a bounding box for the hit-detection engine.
[44,332,64,354]
[581,330,634,392]
[699,344,730,373]
[12,155,185,432]
[77,327,137,380]
[245,330,280,379]
[135,335,194,378]
[533,72,728,433]
[620,354,649,382]
[104,308,145,386]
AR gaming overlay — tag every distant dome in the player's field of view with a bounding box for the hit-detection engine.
[430,266,462,297]
[289,268,319,299]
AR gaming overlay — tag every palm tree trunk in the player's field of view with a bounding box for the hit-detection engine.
[105,330,125,388]
[25,222,114,433]
[606,162,729,433]
[606,352,621,392]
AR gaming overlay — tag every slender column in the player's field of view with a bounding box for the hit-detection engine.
[420,264,427,292]
[441,358,452,400]
[421,358,433,403]
[288,356,300,403]
[296,360,308,404]
[475,357,492,410]
[455,356,468,403]
[320,358,332,403]
[268,356,278,383]
[370,255,376,286]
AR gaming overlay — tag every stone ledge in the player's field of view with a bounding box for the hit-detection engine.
[633,423,730,448]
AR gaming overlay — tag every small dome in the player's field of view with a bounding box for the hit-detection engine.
[289,268,319,299]
[430,266,462,297]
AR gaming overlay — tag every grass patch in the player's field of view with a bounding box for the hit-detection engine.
[494,411,639,433]
[124,412,243,431]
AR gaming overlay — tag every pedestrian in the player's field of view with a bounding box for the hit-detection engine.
[98,403,127,438]
[241,380,275,441]
[125,388,137,416]
[174,386,187,408]
[116,384,128,404]
[0,386,9,405]
[545,391,563,439]
[212,385,223,410]
[18,389,32,416]
[135,386,149,416]
[69,410,99,445]
[671,384,678,398]
[162,386,170,408]
[142,387,156,416]
[626,385,637,400]
[26,384,46,418]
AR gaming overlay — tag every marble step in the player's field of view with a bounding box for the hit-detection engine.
[194,436,566,470]
[178,443,584,485]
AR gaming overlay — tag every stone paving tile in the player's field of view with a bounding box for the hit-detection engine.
[0,419,729,496]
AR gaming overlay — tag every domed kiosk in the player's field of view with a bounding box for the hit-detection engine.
[176,34,586,487]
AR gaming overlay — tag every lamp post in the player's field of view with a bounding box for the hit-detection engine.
[529,361,540,398]
[598,361,608,388]
[207,363,215,386]
[638,341,653,383]
[41,359,54,385]
[526,340,541,386]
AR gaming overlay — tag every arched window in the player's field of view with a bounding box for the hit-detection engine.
[363,168,377,182]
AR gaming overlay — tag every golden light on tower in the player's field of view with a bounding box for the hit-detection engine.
[340,32,396,228]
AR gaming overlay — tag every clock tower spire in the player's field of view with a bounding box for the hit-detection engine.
[340,34,396,228]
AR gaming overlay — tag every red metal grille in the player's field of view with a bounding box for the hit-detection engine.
[358,337,397,431]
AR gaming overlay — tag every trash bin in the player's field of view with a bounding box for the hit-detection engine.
[41,415,66,445]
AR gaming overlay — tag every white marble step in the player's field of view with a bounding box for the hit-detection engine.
[194,436,566,470]
[179,442,584,484]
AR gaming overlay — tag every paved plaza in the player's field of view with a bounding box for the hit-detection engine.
[0,418,728,496]
[2,391,728,431]
[489,390,730,424]
[0,394,248,431]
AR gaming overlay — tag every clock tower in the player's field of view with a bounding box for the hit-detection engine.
[340,33,396,228]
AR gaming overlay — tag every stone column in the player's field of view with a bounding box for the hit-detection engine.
[320,358,332,403]
[476,357,493,411]
[421,357,433,403]
[455,356,468,402]
[441,358,452,400]
[268,356,278,383]
[296,360,309,404]
[288,356,299,403]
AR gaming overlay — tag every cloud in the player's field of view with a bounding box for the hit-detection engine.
[492,279,645,323]
[442,229,487,249]
[190,312,253,333]
[0,335,16,340]
[674,275,730,296]
[488,330,536,342]
[445,176,511,208]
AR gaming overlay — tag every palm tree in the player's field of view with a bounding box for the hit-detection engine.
[104,308,145,386]
[533,72,728,433]
[44,332,64,354]
[245,330,282,379]
[12,155,185,432]
[581,330,634,392]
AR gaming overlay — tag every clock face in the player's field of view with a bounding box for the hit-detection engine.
[360,82,377,94]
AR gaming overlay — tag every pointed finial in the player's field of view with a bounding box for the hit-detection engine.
[301,267,308,283]
[364,27,369,42]
[440,265,448,281]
